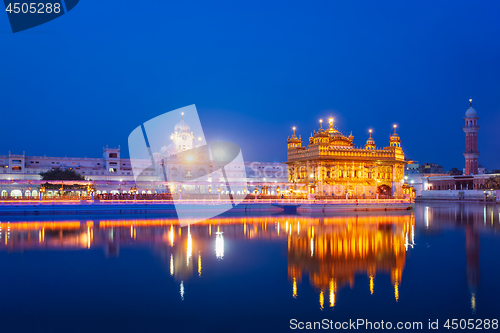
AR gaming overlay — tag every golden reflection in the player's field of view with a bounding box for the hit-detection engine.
[288,214,413,307]
[471,293,476,313]
[187,226,192,266]
[198,254,202,277]
[329,279,336,308]
[0,213,428,306]
[319,290,324,311]
[87,226,91,249]
[169,225,174,247]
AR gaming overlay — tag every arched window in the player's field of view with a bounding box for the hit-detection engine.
[109,153,118,158]
[11,190,22,197]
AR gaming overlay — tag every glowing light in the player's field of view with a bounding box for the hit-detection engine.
[87,226,91,249]
[198,254,202,277]
[293,277,297,298]
[329,279,336,308]
[130,225,133,238]
[180,281,184,301]
[187,226,192,266]
[215,229,224,259]
[471,293,476,313]
[370,276,374,295]
[169,225,174,246]
[319,290,324,310]
[394,283,399,302]
[310,237,314,257]
[170,254,174,276]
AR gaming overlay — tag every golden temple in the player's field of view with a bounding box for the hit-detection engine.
[286,118,407,198]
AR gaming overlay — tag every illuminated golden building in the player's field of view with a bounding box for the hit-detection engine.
[286,119,406,198]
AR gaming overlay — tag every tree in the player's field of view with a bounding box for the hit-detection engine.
[40,168,86,181]
[448,167,462,175]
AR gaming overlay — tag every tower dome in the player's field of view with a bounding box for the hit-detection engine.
[174,112,191,133]
[465,99,477,118]
[365,130,376,149]
[160,143,168,154]
[465,107,477,118]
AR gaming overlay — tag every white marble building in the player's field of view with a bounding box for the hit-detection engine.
[0,116,288,197]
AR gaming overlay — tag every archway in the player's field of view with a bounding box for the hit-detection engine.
[11,190,22,197]
[377,185,392,199]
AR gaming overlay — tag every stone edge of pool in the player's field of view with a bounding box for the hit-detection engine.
[0,202,413,216]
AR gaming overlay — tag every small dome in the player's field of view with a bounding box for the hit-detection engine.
[160,143,168,153]
[465,107,477,118]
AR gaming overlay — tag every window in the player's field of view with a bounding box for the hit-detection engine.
[109,153,118,158]
[12,160,21,163]
[110,162,117,165]
[12,166,22,171]
[109,168,117,173]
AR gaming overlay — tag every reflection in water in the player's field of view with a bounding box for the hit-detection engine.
[415,203,500,314]
[287,215,414,306]
[0,204,498,310]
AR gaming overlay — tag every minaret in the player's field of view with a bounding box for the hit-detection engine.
[463,99,479,175]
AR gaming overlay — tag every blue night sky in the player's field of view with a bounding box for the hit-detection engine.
[1,0,500,170]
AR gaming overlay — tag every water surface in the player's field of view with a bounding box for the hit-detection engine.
[0,202,499,332]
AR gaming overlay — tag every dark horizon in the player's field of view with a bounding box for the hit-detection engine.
[1,0,500,170]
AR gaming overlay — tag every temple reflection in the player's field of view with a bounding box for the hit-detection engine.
[287,215,414,306]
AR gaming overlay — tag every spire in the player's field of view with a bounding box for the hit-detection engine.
[369,129,373,138]
[393,124,397,134]
[181,112,184,119]
[292,126,297,137]
[469,98,472,107]
[319,119,323,129]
